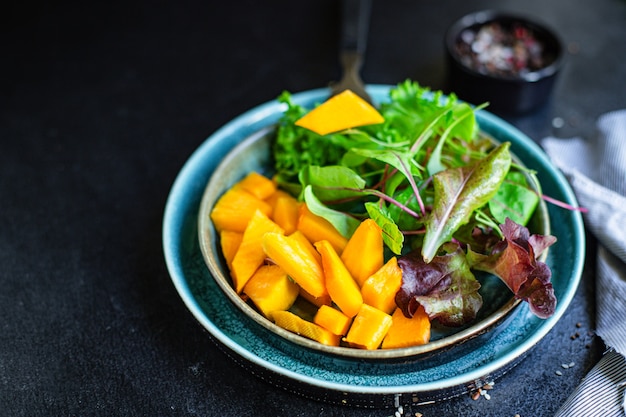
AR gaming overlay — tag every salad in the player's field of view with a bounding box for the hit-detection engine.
[271,80,557,327]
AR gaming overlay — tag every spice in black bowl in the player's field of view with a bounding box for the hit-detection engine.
[445,11,565,114]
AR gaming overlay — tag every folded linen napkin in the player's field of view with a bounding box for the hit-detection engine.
[542,109,626,416]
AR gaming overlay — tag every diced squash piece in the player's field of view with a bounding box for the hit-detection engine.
[243,265,299,318]
[299,287,332,307]
[314,305,352,336]
[264,188,293,207]
[343,304,393,350]
[272,194,300,235]
[219,230,243,270]
[235,172,277,200]
[210,188,272,233]
[298,205,347,254]
[361,257,403,315]
[294,89,384,136]
[340,219,384,287]
[289,230,322,265]
[262,232,327,299]
[271,310,340,346]
[382,306,431,349]
[230,210,284,293]
[314,240,362,318]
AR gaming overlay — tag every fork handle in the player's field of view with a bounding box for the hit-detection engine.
[340,0,372,56]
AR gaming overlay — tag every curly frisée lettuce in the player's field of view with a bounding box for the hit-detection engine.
[272,80,557,325]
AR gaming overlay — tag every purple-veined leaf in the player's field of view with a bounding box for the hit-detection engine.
[421,142,512,263]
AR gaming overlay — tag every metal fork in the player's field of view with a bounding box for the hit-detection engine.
[330,0,373,103]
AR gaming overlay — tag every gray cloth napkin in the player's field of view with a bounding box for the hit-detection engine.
[542,109,626,416]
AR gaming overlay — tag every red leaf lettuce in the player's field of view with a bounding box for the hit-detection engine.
[467,218,557,318]
[395,243,483,327]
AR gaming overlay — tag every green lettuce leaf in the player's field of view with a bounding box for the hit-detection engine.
[302,185,360,238]
[364,202,404,255]
[489,171,540,226]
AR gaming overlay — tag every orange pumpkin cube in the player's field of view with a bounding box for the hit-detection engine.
[297,205,347,254]
[382,306,431,349]
[243,265,299,319]
[272,194,301,235]
[294,89,384,135]
[314,305,352,336]
[230,210,284,293]
[315,239,363,318]
[235,172,277,200]
[271,310,340,347]
[361,257,403,315]
[219,230,242,271]
[343,304,393,350]
[340,219,384,287]
[210,188,273,233]
[262,232,327,299]
[299,287,332,308]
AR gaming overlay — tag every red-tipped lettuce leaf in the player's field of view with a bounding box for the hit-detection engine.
[421,143,512,263]
[467,218,557,318]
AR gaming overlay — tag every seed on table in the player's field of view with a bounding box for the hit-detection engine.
[556,370,563,376]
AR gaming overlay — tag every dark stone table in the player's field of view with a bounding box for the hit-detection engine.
[3,0,624,415]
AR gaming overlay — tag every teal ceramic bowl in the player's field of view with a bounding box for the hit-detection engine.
[163,85,585,406]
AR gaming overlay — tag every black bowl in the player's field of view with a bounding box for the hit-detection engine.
[445,10,565,115]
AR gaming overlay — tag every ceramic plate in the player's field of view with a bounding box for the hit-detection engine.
[162,85,585,406]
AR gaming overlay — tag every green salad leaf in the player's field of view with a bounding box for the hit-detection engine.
[302,185,360,238]
[364,202,404,255]
[489,170,540,226]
